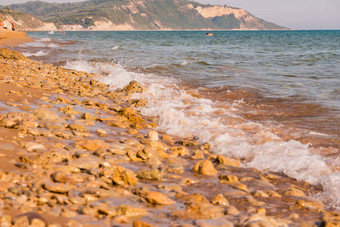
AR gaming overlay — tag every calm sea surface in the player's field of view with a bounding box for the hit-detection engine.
[16,30,340,209]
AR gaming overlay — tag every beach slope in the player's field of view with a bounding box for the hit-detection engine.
[0,29,33,46]
[0,47,339,226]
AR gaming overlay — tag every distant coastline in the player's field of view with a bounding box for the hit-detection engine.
[5,0,286,31]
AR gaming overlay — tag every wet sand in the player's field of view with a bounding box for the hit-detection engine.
[0,44,340,226]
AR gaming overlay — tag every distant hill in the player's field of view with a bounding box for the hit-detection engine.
[0,8,56,31]
[6,0,286,30]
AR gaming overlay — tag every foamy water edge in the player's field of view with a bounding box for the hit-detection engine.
[64,59,340,210]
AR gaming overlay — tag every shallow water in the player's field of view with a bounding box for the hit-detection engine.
[15,30,340,209]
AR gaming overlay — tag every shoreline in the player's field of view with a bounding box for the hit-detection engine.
[0,29,34,47]
[23,29,340,32]
[25,29,293,32]
[0,47,340,226]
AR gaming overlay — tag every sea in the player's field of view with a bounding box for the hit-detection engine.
[14,30,340,209]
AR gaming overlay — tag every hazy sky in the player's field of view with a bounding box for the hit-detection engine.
[1,0,340,29]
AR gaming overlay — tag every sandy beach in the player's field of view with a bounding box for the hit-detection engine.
[0,33,340,227]
[0,29,34,47]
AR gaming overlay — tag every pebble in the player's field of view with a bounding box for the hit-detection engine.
[215,155,241,167]
[146,130,158,140]
[143,191,176,205]
[193,160,218,176]
[43,182,70,194]
[33,108,62,122]
[0,48,332,227]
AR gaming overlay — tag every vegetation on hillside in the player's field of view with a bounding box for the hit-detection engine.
[0,8,49,30]
[6,0,285,30]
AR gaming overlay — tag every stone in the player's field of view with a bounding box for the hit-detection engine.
[23,142,47,152]
[178,140,199,147]
[30,218,47,227]
[184,193,209,204]
[116,205,148,218]
[133,220,156,227]
[142,191,176,205]
[231,183,249,192]
[0,117,20,128]
[96,128,107,135]
[144,140,169,158]
[211,194,229,207]
[105,165,138,186]
[323,212,340,227]
[118,107,144,123]
[130,99,148,107]
[193,160,218,176]
[52,129,72,139]
[170,146,189,156]
[215,155,241,167]
[78,139,105,151]
[191,150,205,160]
[11,215,29,226]
[172,202,225,220]
[43,182,70,194]
[167,164,184,174]
[161,134,174,142]
[254,190,281,198]
[226,206,239,215]
[0,215,12,227]
[195,219,234,227]
[51,172,74,184]
[200,142,211,151]
[146,130,158,140]
[69,157,100,170]
[59,105,78,114]
[137,168,163,181]
[284,187,306,197]
[68,123,88,132]
[12,212,47,227]
[107,116,130,128]
[82,112,96,121]
[33,108,62,122]
[294,199,324,211]
[242,214,288,227]
[246,196,265,206]
[219,175,239,183]
[0,48,28,60]
[55,96,71,104]
[136,147,160,161]
[123,80,144,94]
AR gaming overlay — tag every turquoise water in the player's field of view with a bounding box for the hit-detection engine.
[17,30,340,208]
[25,30,340,110]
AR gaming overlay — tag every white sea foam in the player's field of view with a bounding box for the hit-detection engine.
[19,38,59,48]
[41,38,52,42]
[180,60,188,66]
[23,51,49,57]
[64,59,340,210]
[48,43,59,48]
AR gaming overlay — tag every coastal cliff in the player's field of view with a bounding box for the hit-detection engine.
[0,8,56,31]
[6,0,286,30]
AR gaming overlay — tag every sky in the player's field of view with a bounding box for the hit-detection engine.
[1,0,340,29]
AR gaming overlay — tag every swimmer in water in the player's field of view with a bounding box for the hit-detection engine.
[206,32,213,37]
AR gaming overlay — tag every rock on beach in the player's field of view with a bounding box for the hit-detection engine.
[0,48,337,226]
